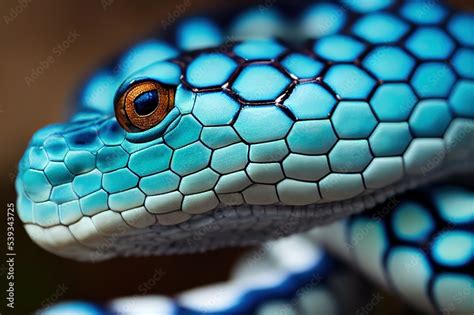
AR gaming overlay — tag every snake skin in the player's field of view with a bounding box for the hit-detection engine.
[16,0,474,261]
[14,0,474,313]
[38,185,473,314]
[313,184,474,313]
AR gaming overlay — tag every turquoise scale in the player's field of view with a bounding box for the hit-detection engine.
[200,126,239,149]
[59,200,82,225]
[300,3,346,37]
[230,8,284,39]
[109,188,145,211]
[283,154,329,181]
[406,27,454,59]
[411,62,456,98]
[171,142,211,176]
[232,64,291,101]
[164,115,202,149]
[80,190,108,216]
[452,49,474,79]
[128,62,181,86]
[34,202,60,226]
[139,171,180,195]
[449,81,474,117]
[287,120,336,155]
[50,183,77,205]
[27,147,49,170]
[409,100,452,137]
[392,201,435,242]
[352,13,408,43]
[96,146,129,172]
[43,136,69,161]
[362,46,415,81]
[369,123,412,156]
[314,35,365,62]
[371,83,417,121]
[280,53,323,79]
[186,53,237,88]
[400,1,447,24]
[432,186,474,224]
[192,92,240,126]
[324,65,375,99]
[329,140,372,172]
[180,169,219,195]
[176,17,223,50]
[433,231,473,267]
[250,140,288,163]
[22,169,51,202]
[283,83,336,120]
[448,14,474,46]
[64,151,96,175]
[44,162,73,186]
[211,143,248,174]
[343,0,393,12]
[72,170,102,197]
[233,39,285,60]
[102,168,138,193]
[128,145,172,176]
[331,102,377,138]
[116,40,178,78]
[234,106,292,143]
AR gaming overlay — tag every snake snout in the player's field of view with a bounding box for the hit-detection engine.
[17,118,128,225]
[29,123,67,147]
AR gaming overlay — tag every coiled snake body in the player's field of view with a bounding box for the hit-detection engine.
[15,0,473,314]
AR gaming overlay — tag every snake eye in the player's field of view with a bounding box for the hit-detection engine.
[114,80,175,132]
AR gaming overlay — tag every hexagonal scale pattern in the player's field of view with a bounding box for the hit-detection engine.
[231,64,291,102]
[323,185,474,314]
[14,2,474,274]
[371,83,417,122]
[332,101,377,138]
[186,53,237,88]
[352,13,408,43]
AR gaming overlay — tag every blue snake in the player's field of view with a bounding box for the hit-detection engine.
[15,0,473,314]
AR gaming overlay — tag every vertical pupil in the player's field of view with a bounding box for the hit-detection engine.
[134,90,159,115]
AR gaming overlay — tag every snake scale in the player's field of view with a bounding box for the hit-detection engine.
[14,0,473,314]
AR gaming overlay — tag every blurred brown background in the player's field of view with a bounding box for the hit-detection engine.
[0,0,471,314]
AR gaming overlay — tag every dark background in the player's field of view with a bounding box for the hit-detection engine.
[0,1,471,314]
